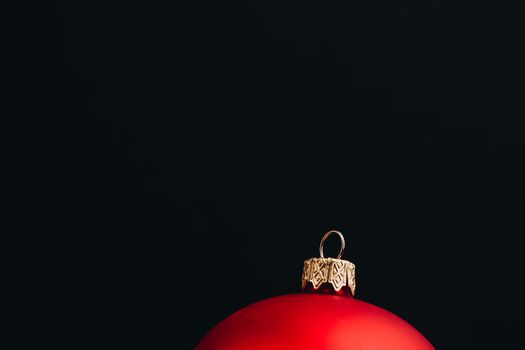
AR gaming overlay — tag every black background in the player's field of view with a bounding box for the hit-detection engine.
[12,1,525,349]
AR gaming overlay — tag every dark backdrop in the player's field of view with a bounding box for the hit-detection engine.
[12,1,524,349]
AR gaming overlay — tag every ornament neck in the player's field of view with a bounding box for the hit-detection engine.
[301,231,356,297]
[302,278,355,297]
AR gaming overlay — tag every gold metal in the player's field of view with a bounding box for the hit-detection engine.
[302,230,356,296]
[319,230,345,259]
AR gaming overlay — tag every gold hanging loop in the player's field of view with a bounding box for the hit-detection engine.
[319,230,345,259]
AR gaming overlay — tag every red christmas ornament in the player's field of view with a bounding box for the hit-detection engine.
[196,230,434,350]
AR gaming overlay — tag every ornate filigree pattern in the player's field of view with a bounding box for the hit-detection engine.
[301,260,311,289]
[346,263,356,296]
[301,257,356,295]
[311,258,329,288]
[330,259,346,290]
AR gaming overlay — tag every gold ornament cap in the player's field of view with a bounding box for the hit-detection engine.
[301,230,356,297]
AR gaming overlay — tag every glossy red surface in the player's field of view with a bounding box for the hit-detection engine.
[196,293,434,350]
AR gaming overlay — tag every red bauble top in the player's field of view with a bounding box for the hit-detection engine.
[195,231,434,350]
[195,293,434,350]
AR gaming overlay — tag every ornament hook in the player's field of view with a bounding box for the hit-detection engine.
[319,230,345,259]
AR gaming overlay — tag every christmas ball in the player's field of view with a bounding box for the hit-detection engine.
[196,231,434,350]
